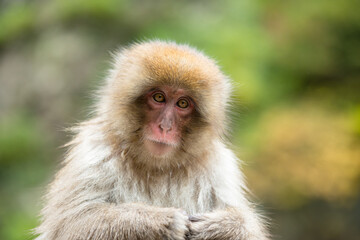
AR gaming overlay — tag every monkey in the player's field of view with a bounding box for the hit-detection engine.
[35,40,269,240]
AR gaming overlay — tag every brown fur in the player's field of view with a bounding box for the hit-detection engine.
[35,40,269,240]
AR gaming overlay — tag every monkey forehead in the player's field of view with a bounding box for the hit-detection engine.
[114,41,229,100]
[134,41,225,90]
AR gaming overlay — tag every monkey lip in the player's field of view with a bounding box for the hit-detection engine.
[147,138,177,146]
[145,138,177,156]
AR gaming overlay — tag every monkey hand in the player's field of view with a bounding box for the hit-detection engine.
[143,206,190,240]
[115,203,191,240]
[162,208,190,240]
[188,209,267,240]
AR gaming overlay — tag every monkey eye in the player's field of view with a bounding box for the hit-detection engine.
[153,93,165,102]
[176,99,189,108]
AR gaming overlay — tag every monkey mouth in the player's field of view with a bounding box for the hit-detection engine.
[144,138,178,156]
[146,138,178,147]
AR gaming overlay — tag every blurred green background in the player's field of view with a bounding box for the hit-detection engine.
[0,0,359,239]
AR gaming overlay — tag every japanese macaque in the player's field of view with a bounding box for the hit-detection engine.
[35,40,269,240]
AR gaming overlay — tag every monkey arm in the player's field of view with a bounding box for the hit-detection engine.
[37,201,189,240]
[188,187,269,240]
[189,206,268,240]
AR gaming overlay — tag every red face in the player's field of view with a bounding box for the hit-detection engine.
[143,86,194,157]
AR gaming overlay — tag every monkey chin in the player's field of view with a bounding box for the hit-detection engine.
[144,139,177,158]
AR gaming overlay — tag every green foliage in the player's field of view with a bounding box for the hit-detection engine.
[55,0,126,22]
[0,114,52,240]
[0,3,35,45]
[0,115,41,165]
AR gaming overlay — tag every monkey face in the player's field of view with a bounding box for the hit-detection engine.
[101,41,231,169]
[143,86,194,157]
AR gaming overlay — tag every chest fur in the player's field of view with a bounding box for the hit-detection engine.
[111,171,218,214]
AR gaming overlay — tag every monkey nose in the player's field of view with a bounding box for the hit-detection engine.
[159,122,172,133]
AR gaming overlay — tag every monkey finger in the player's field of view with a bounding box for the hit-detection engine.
[184,229,192,240]
[188,215,203,222]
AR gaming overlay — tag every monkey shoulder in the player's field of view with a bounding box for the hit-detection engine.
[207,142,247,208]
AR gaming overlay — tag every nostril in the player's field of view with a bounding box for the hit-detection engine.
[165,126,172,133]
[167,125,172,132]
